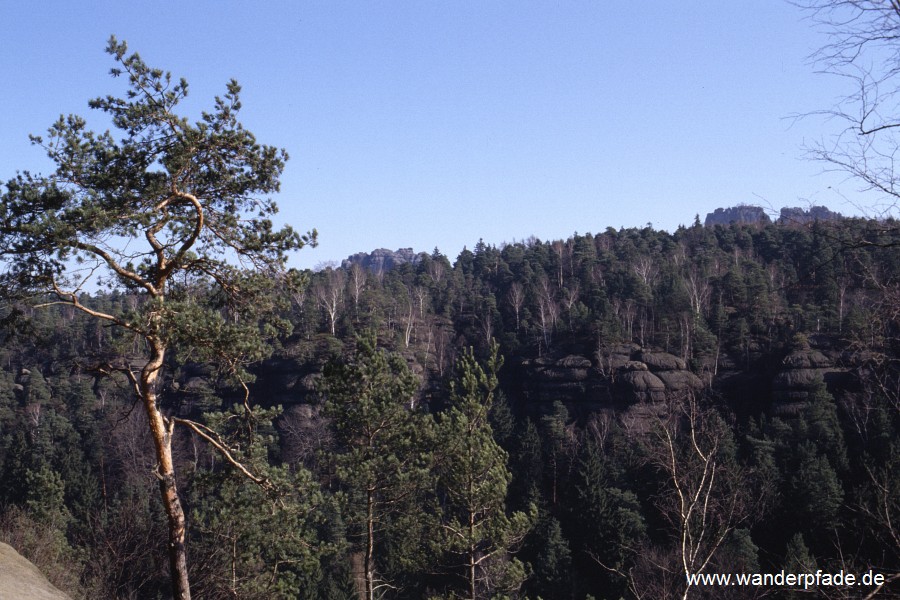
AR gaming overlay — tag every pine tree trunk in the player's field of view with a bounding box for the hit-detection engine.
[468,484,476,600]
[366,487,375,600]
[468,535,476,600]
[142,337,191,600]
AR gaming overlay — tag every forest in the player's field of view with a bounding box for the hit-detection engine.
[2,15,900,597]
[1,212,899,599]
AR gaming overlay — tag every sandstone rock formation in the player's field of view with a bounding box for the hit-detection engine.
[341,248,423,272]
[704,205,771,227]
[778,205,842,224]
[772,347,834,415]
[518,348,704,410]
[0,543,72,600]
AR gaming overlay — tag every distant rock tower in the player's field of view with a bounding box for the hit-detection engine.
[704,205,771,227]
[777,205,843,224]
[341,248,423,272]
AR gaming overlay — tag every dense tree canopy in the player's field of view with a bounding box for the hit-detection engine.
[2,25,900,600]
[1,214,899,599]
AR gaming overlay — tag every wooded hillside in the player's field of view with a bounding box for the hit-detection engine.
[1,216,898,598]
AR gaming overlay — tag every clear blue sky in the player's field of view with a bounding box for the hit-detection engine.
[0,1,867,269]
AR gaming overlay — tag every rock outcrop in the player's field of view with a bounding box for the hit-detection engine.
[778,205,843,224]
[341,248,423,272]
[704,206,771,227]
[704,204,842,228]
[639,351,704,392]
[0,543,72,600]
[518,349,704,411]
[772,347,835,414]
[618,362,666,404]
[520,355,607,409]
[616,351,703,403]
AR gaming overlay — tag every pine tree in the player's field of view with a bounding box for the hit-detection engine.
[524,515,572,599]
[189,407,325,599]
[435,342,534,600]
[321,333,435,600]
[0,37,315,599]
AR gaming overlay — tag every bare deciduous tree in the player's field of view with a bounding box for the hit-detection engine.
[684,267,711,319]
[628,393,755,600]
[507,282,525,332]
[634,255,659,288]
[428,258,446,284]
[535,276,559,352]
[798,1,900,217]
[313,268,345,336]
[349,262,367,319]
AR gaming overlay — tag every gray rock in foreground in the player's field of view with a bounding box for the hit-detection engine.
[0,542,72,600]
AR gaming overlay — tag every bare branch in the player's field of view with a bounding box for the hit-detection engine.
[172,417,271,489]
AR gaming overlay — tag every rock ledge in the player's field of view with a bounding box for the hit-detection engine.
[0,542,72,600]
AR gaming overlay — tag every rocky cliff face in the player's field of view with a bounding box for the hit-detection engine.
[341,248,424,272]
[770,338,857,416]
[518,354,607,410]
[772,347,834,414]
[778,205,843,224]
[704,206,771,227]
[192,335,855,438]
[517,348,704,413]
[703,204,843,228]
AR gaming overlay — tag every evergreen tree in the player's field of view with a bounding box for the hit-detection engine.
[189,407,326,599]
[567,432,645,598]
[540,399,572,507]
[505,418,543,513]
[523,514,572,599]
[434,342,534,600]
[0,37,314,599]
[321,334,435,600]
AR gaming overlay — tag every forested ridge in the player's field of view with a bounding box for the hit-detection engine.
[1,216,898,599]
